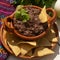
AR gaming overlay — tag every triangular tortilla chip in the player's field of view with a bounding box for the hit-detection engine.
[45,28,58,43]
[20,43,34,56]
[17,41,36,46]
[6,32,21,45]
[52,37,58,42]
[8,42,21,56]
[6,32,36,46]
[34,47,54,57]
[39,6,48,23]
[26,50,33,57]
[37,38,51,46]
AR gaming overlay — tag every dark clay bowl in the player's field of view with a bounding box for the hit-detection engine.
[3,5,56,40]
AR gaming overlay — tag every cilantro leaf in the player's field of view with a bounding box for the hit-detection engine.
[14,8,30,22]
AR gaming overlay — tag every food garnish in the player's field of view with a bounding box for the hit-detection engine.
[14,5,30,22]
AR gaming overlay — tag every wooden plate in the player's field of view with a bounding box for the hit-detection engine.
[0,23,59,58]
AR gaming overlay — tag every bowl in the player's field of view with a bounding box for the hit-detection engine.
[3,5,56,40]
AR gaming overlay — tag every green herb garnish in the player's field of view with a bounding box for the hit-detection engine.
[14,11,21,19]
[14,7,30,22]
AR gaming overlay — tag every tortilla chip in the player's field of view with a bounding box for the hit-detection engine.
[51,43,56,47]
[6,32,36,46]
[17,41,36,46]
[6,32,21,45]
[51,29,55,33]
[8,42,21,56]
[39,6,47,23]
[37,38,51,46]
[20,43,34,56]
[52,37,58,42]
[26,50,33,57]
[46,29,58,43]
[34,47,54,57]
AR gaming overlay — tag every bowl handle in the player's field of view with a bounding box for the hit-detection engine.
[3,16,14,32]
[46,8,56,24]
